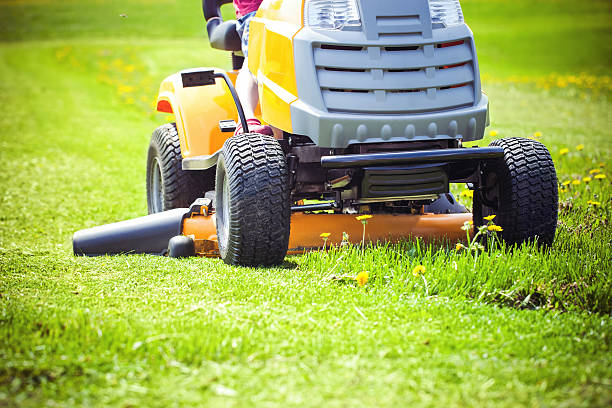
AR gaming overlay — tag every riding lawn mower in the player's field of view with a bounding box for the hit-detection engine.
[73,0,558,266]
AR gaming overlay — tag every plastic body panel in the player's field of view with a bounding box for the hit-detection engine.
[288,0,488,148]
[156,68,261,158]
[248,0,303,133]
[290,96,488,148]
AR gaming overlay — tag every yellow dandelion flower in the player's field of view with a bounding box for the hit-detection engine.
[576,144,584,151]
[123,64,135,73]
[483,215,496,221]
[559,148,570,155]
[599,163,605,168]
[412,265,426,277]
[488,225,503,232]
[356,214,373,221]
[320,232,331,238]
[583,176,592,183]
[455,243,464,251]
[489,130,498,137]
[572,179,581,185]
[356,271,369,287]
[587,200,601,206]
[589,169,601,175]
[594,174,607,180]
[562,180,571,186]
[534,131,542,138]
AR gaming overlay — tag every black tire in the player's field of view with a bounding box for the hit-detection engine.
[215,133,291,266]
[146,123,214,214]
[473,137,558,246]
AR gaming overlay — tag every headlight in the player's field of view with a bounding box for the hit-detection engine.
[304,0,361,30]
[429,0,464,27]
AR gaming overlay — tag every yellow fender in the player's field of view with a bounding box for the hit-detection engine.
[156,68,246,159]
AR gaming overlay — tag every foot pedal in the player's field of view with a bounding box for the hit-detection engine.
[219,119,236,133]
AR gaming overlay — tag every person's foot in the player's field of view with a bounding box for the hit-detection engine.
[234,118,274,136]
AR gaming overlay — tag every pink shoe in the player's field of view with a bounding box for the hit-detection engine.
[234,118,274,136]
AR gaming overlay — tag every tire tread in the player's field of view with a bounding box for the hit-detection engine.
[216,133,290,266]
[474,137,558,245]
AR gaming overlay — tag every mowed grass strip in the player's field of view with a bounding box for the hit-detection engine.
[1,0,611,406]
[2,252,611,406]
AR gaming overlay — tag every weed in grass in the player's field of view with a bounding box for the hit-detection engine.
[319,233,331,251]
[355,214,373,254]
[356,271,369,287]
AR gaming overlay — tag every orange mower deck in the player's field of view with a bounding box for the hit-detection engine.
[182,212,472,257]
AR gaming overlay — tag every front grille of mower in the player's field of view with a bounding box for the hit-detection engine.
[313,40,476,114]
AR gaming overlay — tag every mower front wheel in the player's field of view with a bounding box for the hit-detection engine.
[473,137,558,245]
[215,133,291,266]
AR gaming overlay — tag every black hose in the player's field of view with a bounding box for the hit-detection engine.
[214,71,249,133]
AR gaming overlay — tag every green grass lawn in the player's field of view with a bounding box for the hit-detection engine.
[1,0,611,406]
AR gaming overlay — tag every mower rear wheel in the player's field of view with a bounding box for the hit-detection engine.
[473,137,558,245]
[146,123,214,214]
[215,133,291,266]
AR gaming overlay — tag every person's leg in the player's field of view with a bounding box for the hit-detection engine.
[235,58,258,119]
[233,66,273,135]
[233,11,272,136]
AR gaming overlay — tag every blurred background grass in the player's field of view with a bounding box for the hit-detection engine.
[2,0,611,76]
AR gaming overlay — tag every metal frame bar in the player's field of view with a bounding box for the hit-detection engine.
[321,147,503,168]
